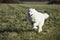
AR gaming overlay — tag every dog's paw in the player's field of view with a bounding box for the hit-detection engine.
[38,29,42,32]
[33,27,37,29]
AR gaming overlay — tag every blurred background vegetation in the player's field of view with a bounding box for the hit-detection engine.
[0,0,60,4]
[0,0,60,40]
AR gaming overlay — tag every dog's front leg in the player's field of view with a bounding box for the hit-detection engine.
[33,22,38,29]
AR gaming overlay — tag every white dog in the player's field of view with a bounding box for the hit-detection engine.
[28,8,49,32]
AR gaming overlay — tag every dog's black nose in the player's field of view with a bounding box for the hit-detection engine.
[28,8,30,16]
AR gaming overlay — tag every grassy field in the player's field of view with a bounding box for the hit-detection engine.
[0,3,60,40]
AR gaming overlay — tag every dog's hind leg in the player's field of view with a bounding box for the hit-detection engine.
[38,21,44,32]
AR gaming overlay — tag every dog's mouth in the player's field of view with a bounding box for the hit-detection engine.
[30,14,33,16]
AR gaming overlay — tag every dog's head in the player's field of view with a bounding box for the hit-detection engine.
[28,8,38,15]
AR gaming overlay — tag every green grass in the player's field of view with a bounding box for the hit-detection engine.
[0,4,60,40]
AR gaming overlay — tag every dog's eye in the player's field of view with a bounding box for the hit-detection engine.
[30,11,32,13]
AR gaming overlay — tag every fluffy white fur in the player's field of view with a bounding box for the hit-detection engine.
[28,8,49,32]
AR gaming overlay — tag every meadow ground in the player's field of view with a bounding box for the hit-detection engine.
[0,3,60,40]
